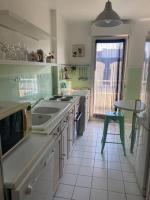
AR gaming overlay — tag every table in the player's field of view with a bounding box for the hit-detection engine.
[114,100,145,153]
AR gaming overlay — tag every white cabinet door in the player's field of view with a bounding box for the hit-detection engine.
[53,135,61,194]
[68,109,75,156]
[11,150,55,200]
[61,124,68,170]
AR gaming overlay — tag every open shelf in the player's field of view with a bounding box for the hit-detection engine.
[0,59,57,67]
[0,10,50,41]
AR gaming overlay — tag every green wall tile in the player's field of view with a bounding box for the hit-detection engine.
[0,64,52,102]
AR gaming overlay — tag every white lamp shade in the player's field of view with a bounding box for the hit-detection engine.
[94,1,122,27]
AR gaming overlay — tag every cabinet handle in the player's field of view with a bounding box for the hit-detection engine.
[53,133,58,136]
[68,139,73,141]
[61,153,66,156]
[25,185,32,195]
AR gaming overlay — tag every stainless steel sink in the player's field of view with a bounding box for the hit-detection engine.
[33,107,60,114]
[32,114,51,126]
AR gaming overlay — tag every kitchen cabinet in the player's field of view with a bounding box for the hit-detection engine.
[52,133,61,195]
[60,115,68,175]
[0,10,50,41]
[68,107,75,156]
[0,60,57,67]
[85,94,90,128]
[52,115,69,193]
[10,142,54,200]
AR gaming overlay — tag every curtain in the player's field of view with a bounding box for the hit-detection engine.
[94,39,125,115]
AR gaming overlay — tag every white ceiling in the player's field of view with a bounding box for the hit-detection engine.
[54,0,150,22]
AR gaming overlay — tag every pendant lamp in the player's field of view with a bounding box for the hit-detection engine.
[94,0,122,27]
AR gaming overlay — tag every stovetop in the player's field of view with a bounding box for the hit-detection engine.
[49,95,74,102]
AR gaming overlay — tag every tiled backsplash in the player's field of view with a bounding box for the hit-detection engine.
[0,64,52,103]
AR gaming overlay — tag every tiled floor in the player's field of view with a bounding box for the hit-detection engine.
[53,120,145,200]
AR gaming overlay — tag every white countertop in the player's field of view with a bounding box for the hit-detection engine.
[2,96,79,189]
[3,134,54,189]
[71,89,90,97]
[32,98,78,134]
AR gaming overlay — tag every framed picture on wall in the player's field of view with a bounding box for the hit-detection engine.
[72,44,85,57]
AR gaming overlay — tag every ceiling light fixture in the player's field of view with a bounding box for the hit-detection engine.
[94,0,122,27]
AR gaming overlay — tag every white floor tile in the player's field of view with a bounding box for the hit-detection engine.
[83,152,95,159]
[59,173,77,185]
[55,184,74,199]
[54,121,146,200]
[126,194,145,200]
[76,175,92,188]
[108,191,126,200]
[108,155,120,162]
[108,162,121,171]
[90,189,107,200]
[108,179,125,193]
[94,160,107,168]
[79,166,93,176]
[124,182,141,195]
[68,157,82,165]
[71,150,84,158]
[93,168,107,178]
[65,164,80,175]
[84,146,96,153]
[92,177,107,190]
[95,153,107,161]
[81,158,95,167]
[121,163,134,173]
[123,172,136,182]
[108,169,123,181]
[72,186,91,200]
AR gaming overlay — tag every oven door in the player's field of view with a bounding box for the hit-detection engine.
[74,112,82,139]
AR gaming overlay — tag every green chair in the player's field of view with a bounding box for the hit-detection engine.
[101,111,126,156]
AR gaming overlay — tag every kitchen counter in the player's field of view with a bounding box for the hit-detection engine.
[3,96,80,190]
[3,134,54,189]
[70,89,90,97]
[32,97,79,134]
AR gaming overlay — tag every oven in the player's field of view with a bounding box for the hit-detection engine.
[74,99,82,142]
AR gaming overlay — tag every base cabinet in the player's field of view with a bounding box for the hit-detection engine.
[6,111,74,200]
[68,108,75,156]
[10,146,55,200]
[52,134,61,195]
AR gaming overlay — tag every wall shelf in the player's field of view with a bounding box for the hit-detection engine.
[0,10,50,41]
[60,64,90,67]
[0,59,57,67]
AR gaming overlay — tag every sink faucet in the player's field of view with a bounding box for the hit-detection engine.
[31,97,44,108]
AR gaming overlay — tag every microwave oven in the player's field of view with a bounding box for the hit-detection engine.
[0,101,31,157]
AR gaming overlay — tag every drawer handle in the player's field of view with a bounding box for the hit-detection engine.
[61,153,66,157]
[25,185,32,195]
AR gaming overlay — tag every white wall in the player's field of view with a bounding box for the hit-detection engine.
[65,21,91,65]
[0,0,50,33]
[0,1,68,62]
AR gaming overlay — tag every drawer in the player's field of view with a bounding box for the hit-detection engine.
[11,144,54,200]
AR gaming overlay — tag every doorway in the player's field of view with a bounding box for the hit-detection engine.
[93,39,126,117]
